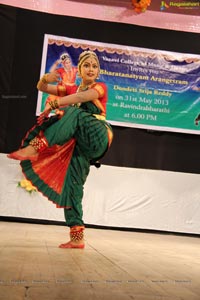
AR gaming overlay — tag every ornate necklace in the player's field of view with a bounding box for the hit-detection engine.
[77,84,88,92]
[74,84,88,107]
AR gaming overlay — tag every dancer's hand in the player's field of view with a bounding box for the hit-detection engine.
[37,103,52,125]
[192,86,200,92]
[47,71,60,83]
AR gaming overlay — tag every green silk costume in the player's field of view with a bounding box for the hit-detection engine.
[20,83,113,226]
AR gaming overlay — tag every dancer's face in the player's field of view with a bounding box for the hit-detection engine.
[80,57,99,84]
[62,58,72,70]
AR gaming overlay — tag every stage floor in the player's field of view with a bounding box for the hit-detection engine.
[0,221,199,300]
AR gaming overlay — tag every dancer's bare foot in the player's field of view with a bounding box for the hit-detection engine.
[59,240,85,249]
[7,145,38,161]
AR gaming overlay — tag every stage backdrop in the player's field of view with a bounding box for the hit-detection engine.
[1,153,200,235]
[0,3,200,173]
[1,4,200,235]
[37,34,200,135]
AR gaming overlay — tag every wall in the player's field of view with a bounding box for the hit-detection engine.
[0,0,199,33]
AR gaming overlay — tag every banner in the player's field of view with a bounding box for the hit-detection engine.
[36,34,200,135]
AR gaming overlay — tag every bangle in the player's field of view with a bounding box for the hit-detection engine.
[37,74,49,90]
[48,99,59,110]
[41,74,49,84]
[57,83,67,97]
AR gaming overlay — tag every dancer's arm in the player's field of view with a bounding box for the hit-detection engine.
[37,72,60,95]
[37,82,100,124]
[49,60,62,73]
[38,73,100,106]
[59,89,99,106]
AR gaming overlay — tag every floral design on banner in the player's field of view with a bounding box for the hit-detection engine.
[132,0,151,13]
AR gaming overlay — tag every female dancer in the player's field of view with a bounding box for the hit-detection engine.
[45,52,78,116]
[49,52,78,86]
[7,50,113,249]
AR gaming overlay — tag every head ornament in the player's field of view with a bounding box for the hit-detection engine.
[60,53,71,61]
[78,51,100,72]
